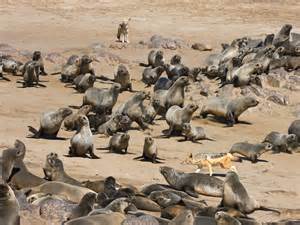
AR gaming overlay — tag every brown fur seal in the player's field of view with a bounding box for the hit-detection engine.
[229,142,273,163]
[122,215,160,225]
[273,24,292,47]
[27,181,96,203]
[64,192,97,221]
[182,123,214,142]
[153,76,189,116]
[142,102,158,125]
[43,152,58,180]
[82,83,121,114]
[82,176,120,193]
[67,74,96,93]
[5,140,46,189]
[0,181,20,225]
[60,57,82,83]
[165,63,190,81]
[64,105,93,131]
[89,197,131,215]
[200,96,259,126]
[80,55,95,75]
[20,61,46,88]
[115,91,151,130]
[215,211,241,225]
[0,58,20,76]
[131,196,161,212]
[220,170,280,214]
[140,50,165,68]
[28,107,72,139]
[288,119,300,143]
[263,132,297,154]
[142,66,165,87]
[104,132,130,154]
[160,166,223,197]
[43,154,82,186]
[169,210,194,225]
[114,64,132,92]
[97,113,132,136]
[64,212,126,225]
[69,115,99,159]
[134,136,163,163]
[154,77,173,91]
[32,50,47,75]
[165,104,198,136]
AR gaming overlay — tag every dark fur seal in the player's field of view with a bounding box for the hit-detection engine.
[200,96,259,126]
[69,115,99,159]
[229,142,273,163]
[263,132,297,153]
[140,50,165,68]
[153,77,173,91]
[28,107,72,139]
[142,66,165,87]
[114,64,132,92]
[273,24,292,47]
[288,119,300,143]
[160,166,223,197]
[97,113,132,136]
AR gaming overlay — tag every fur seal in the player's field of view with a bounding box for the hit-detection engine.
[169,210,194,225]
[97,113,132,136]
[134,136,163,163]
[0,181,20,225]
[43,154,82,186]
[153,76,189,116]
[229,142,273,163]
[142,66,165,87]
[131,196,161,212]
[154,77,173,91]
[20,61,45,88]
[64,192,97,221]
[160,166,224,197]
[0,58,20,76]
[273,24,292,47]
[200,96,259,126]
[5,140,46,189]
[170,54,182,65]
[60,57,82,83]
[82,83,121,114]
[182,123,214,142]
[215,211,241,225]
[89,197,131,215]
[32,50,47,75]
[82,176,120,193]
[140,50,165,68]
[28,107,72,139]
[165,63,190,81]
[220,170,280,214]
[288,119,300,143]
[64,212,126,225]
[142,102,157,125]
[106,132,130,154]
[165,104,198,135]
[64,105,93,131]
[263,132,297,153]
[69,115,99,159]
[27,181,96,203]
[67,74,96,93]
[43,152,58,180]
[80,55,95,75]
[122,215,159,225]
[114,64,132,92]
[115,91,151,130]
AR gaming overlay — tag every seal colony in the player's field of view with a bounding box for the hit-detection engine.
[0,23,300,225]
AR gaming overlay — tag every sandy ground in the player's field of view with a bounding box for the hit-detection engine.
[1,0,300,224]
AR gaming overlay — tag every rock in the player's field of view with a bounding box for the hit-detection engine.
[265,75,281,88]
[191,43,212,51]
[267,94,289,105]
[109,43,127,49]
[147,35,189,49]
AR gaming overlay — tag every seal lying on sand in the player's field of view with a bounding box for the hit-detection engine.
[160,166,223,197]
[263,132,297,153]
[200,96,259,126]
[28,107,72,139]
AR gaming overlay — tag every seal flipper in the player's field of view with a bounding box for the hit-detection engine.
[258,206,281,215]
[27,126,41,138]
[184,186,199,198]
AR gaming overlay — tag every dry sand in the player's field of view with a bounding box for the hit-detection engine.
[0,0,300,224]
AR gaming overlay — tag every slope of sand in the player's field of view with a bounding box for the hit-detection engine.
[0,1,300,224]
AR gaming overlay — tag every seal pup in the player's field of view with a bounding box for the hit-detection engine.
[69,115,99,159]
[27,181,96,203]
[64,212,126,225]
[64,192,97,221]
[181,123,214,142]
[117,18,130,43]
[229,142,273,163]
[43,152,58,181]
[82,83,121,114]
[165,104,198,136]
[104,132,130,154]
[263,132,297,153]
[215,211,241,225]
[80,55,96,75]
[82,176,120,193]
[152,76,189,116]
[43,154,82,186]
[134,136,163,163]
[97,113,132,136]
[288,119,300,143]
[60,57,81,83]
[67,74,96,93]
[142,102,158,125]
[182,153,239,176]
[114,64,132,92]
[4,140,46,189]
[32,50,47,75]
[64,105,93,131]
[273,24,292,47]
[140,50,165,68]
[220,170,280,214]
[169,210,194,225]
[20,61,45,88]
[142,66,165,87]
[0,181,20,225]
[28,107,72,139]
[89,197,131,215]
[160,166,224,197]
[154,77,173,91]
[200,96,259,126]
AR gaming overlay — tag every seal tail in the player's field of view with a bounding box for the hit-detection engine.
[139,63,149,67]
[258,206,281,215]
